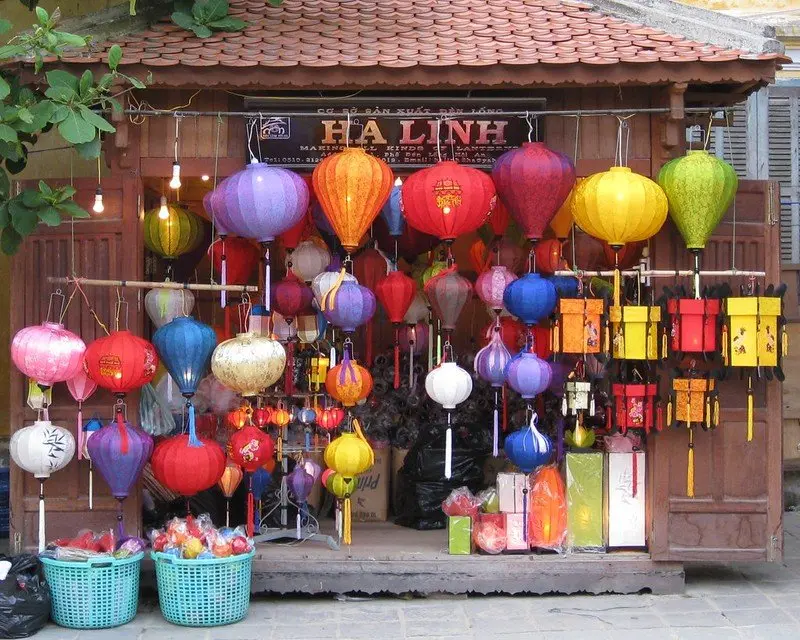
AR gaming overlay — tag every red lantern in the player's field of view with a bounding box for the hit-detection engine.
[402,161,496,241]
[469,239,490,275]
[667,298,721,353]
[488,200,511,238]
[280,212,312,251]
[354,247,389,366]
[252,406,271,428]
[318,409,337,432]
[602,240,645,270]
[612,383,661,434]
[272,272,313,395]
[229,425,275,473]
[84,331,158,397]
[376,270,417,388]
[425,266,472,335]
[208,237,260,287]
[226,406,250,430]
[330,407,345,427]
[151,435,225,496]
[534,238,565,275]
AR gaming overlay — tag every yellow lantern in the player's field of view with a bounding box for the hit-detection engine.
[550,179,582,241]
[609,305,663,361]
[211,332,286,397]
[143,203,204,260]
[326,472,357,498]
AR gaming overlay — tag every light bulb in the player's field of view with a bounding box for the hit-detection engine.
[443,206,451,215]
[92,187,104,214]
[158,196,169,220]
[394,177,403,187]
[169,161,181,189]
[201,174,210,182]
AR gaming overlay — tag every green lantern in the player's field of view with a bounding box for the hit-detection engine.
[143,201,204,260]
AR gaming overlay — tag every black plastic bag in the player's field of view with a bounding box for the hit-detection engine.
[394,425,486,530]
[0,554,50,639]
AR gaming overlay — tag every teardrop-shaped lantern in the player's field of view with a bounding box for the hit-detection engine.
[380,177,404,236]
[424,266,472,332]
[143,204,204,260]
[145,288,195,328]
[152,317,217,397]
[376,270,417,324]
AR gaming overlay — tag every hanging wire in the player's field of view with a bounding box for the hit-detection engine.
[255,113,264,160]
[172,115,180,163]
[614,114,634,167]
[69,152,76,278]
[435,117,443,162]
[703,112,714,151]
[723,110,738,271]
[246,117,258,162]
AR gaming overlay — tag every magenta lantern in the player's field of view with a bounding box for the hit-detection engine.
[424,266,472,333]
[492,142,575,241]
[66,369,97,461]
[475,266,517,314]
[12,322,86,387]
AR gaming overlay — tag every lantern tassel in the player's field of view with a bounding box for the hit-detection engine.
[226,499,230,528]
[247,490,254,537]
[631,453,638,498]
[394,328,401,390]
[713,397,720,428]
[263,244,271,311]
[409,333,414,388]
[662,329,668,360]
[188,402,201,447]
[343,497,352,545]
[428,316,434,370]
[167,375,173,403]
[522,481,528,544]
[445,415,453,480]
[705,395,712,429]
[220,237,227,308]
[492,400,499,458]
[552,319,559,352]
[687,429,695,498]
[76,406,83,461]
[667,397,673,427]
[722,324,729,365]
[747,377,754,442]
[88,461,93,510]
[116,409,129,454]
[38,481,45,554]
[782,327,789,358]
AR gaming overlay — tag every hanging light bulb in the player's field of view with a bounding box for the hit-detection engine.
[169,161,181,190]
[201,174,210,182]
[158,195,169,220]
[394,177,403,187]
[92,187,104,214]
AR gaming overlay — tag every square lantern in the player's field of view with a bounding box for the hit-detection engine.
[448,516,474,555]
[309,355,329,389]
[248,304,271,336]
[563,380,592,416]
[725,296,782,368]
[672,377,717,428]
[666,298,721,354]
[557,298,605,354]
[609,305,662,361]
[612,383,660,434]
[607,452,646,548]
[566,452,605,549]
[504,513,528,551]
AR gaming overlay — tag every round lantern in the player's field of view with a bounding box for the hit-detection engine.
[11,321,85,387]
[326,472,357,498]
[143,204,204,260]
[503,274,557,327]
[534,238,565,275]
[475,326,513,458]
[151,434,226,496]
[84,330,158,397]
[272,272,314,320]
[288,466,314,504]
[475,266,517,314]
[403,161,496,241]
[298,408,316,425]
[290,239,331,282]
[380,177,404,237]
[492,142,576,241]
[145,288,195,329]
[425,362,473,479]
[399,321,428,355]
[227,406,251,430]
[376,270,418,389]
[322,281,376,334]
[424,267,472,333]
[325,432,374,478]
[505,351,552,399]
[326,360,373,407]
[504,413,553,473]
[229,425,275,473]
[152,317,217,397]
[311,264,357,309]
[211,332,286,397]
[313,147,394,253]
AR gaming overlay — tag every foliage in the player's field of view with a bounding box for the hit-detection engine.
[171,0,249,39]
[0,7,144,255]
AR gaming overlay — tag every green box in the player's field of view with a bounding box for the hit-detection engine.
[448,516,473,555]
[566,451,605,549]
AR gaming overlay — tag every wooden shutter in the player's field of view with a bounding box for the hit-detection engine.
[649,180,783,562]
[9,175,144,549]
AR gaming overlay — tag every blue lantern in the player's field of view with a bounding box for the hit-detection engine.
[503,273,557,326]
[547,275,580,299]
[152,317,217,398]
[251,468,272,501]
[380,180,404,236]
[504,413,553,473]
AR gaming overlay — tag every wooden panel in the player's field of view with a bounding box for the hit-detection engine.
[9,175,144,550]
[650,180,783,562]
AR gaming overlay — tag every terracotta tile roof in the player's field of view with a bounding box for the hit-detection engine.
[62,0,783,72]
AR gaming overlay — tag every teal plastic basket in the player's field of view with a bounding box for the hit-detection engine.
[152,550,254,627]
[40,553,143,629]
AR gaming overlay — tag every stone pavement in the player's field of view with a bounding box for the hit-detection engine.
[27,512,800,640]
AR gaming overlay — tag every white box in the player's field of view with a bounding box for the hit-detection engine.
[607,452,646,547]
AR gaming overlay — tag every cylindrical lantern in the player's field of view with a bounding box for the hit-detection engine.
[211,332,286,397]
[11,322,85,387]
[528,465,568,550]
[143,204,204,260]
[612,383,660,434]
[145,288,195,328]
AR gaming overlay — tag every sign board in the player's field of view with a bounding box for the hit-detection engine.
[247,104,544,169]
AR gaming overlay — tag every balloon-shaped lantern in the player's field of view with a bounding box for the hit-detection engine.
[12,320,85,388]
[66,370,97,461]
[424,266,472,346]
[311,261,357,309]
[492,142,575,242]
[475,266,517,315]
[208,236,260,308]
[11,420,75,551]
[211,330,286,397]
[143,203,204,262]
[272,272,314,395]
[505,351,552,399]
[313,147,394,254]
[475,327,513,457]
[376,270,417,389]
[658,150,738,297]
[145,288,195,328]
[322,280,376,335]
[326,355,374,408]
[290,239,331,283]
[425,361,473,479]
[218,460,244,527]
[87,419,153,537]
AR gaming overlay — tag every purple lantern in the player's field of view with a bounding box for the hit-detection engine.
[475,266,517,314]
[505,351,552,399]
[288,466,314,503]
[424,266,472,332]
[87,418,153,537]
[203,186,228,236]
[302,459,322,483]
[323,281,376,333]
[475,326,512,457]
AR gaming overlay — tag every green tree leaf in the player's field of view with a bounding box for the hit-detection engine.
[50,104,71,123]
[22,189,45,208]
[0,202,8,229]
[37,206,61,226]
[53,32,86,48]
[119,73,145,90]
[46,69,80,94]
[10,197,39,235]
[16,106,34,124]
[57,200,89,218]
[209,17,247,31]
[108,44,122,71]
[191,24,213,38]
[38,180,53,197]
[1,227,22,255]
[35,7,50,27]
[78,105,115,133]
[79,69,93,97]
[0,124,18,144]
[74,135,101,159]
[171,11,197,31]
[57,109,96,144]
[0,168,9,199]
[0,76,9,100]
[204,0,230,22]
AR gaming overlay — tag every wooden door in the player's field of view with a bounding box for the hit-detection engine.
[650,180,783,562]
[9,175,144,549]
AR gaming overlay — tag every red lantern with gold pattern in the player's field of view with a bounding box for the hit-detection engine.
[151,435,225,496]
[84,331,158,398]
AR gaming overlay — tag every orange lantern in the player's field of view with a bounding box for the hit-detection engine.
[271,406,291,428]
[326,361,373,407]
[554,299,606,354]
[534,238,564,275]
[252,406,272,428]
[528,465,568,550]
[226,406,251,430]
[217,460,244,527]
[312,148,394,253]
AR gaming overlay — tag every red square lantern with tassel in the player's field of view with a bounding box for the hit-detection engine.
[666,298,721,354]
[611,383,661,435]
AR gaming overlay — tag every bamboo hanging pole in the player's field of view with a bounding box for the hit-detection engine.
[47,277,259,293]
[553,269,766,278]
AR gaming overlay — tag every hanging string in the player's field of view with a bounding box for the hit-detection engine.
[614,115,634,167]
[345,111,351,149]
[435,117,443,162]
[724,110,738,272]
[524,111,533,143]
[210,113,222,288]
[246,117,258,163]
[69,153,76,278]
[702,112,714,151]
[173,115,180,164]
[255,112,264,161]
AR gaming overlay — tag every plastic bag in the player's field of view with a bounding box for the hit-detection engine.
[473,514,505,555]
[139,383,177,436]
[528,465,568,552]
[0,554,50,639]
[442,488,481,518]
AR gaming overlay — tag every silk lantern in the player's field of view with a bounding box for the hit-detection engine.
[11,321,85,387]
[475,266,517,314]
[143,204,204,261]
[322,281,376,334]
[218,461,244,526]
[312,264,357,309]
[424,266,472,335]
[425,362,473,479]
[475,327,512,457]
[229,425,275,535]
[326,358,373,407]
[145,288,195,328]
[66,369,97,460]
[528,464,568,550]
[313,147,394,253]
[84,331,158,398]
[211,332,286,397]
[152,434,226,497]
[376,270,417,388]
[272,272,314,394]
[380,177,404,237]
[87,420,153,537]
[355,247,390,365]
[505,412,553,473]
[602,240,645,271]
[492,142,575,242]
[280,212,311,252]
[208,236,260,308]
[403,161,496,242]
[488,200,512,239]
[11,420,75,551]
[503,273,557,330]
[534,238,565,275]
[505,351,552,399]
[290,239,331,283]
[288,466,314,504]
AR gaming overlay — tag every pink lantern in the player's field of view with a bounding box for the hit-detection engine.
[475,266,517,314]
[12,321,86,387]
[424,266,472,336]
[66,370,98,461]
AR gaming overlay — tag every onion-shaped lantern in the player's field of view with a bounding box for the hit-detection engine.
[143,203,204,260]
[503,273,557,328]
[311,263,357,309]
[290,239,331,283]
[505,412,553,473]
[84,331,158,398]
[145,288,195,328]
[11,321,85,387]
[505,351,552,399]
[475,266,517,315]
[322,280,376,334]
[326,358,373,408]
[151,434,225,496]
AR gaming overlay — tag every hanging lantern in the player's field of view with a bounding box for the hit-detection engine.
[296,312,327,344]
[144,288,195,328]
[380,177,404,237]
[84,331,158,397]
[425,361,472,479]
[318,408,338,432]
[504,413,552,473]
[271,406,291,428]
[487,200,512,239]
[563,380,593,416]
[322,281,376,334]
[612,383,661,435]
[420,260,448,287]
[492,142,575,242]
[227,406,251,430]
[311,263,357,309]
[470,238,524,275]
[211,332,286,397]
[11,321,85,387]
[354,247,390,365]
[280,212,312,252]
[554,299,606,354]
[298,408,316,425]
[550,181,580,241]
[143,204,204,260]
[151,434,226,496]
[252,406,271,428]
[326,359,373,407]
[218,461,243,527]
[565,418,596,449]
[399,321,428,354]
[667,297,721,354]
[290,239,331,283]
[424,266,472,334]
[610,305,663,361]
[528,464,568,550]
[505,351,552,399]
[313,147,394,253]
[66,370,97,461]
[288,466,314,503]
[602,240,645,271]
[503,273,557,328]
[475,327,512,457]
[403,160,496,241]
[208,236,260,308]
[534,238,565,275]
[475,266,517,314]
[229,425,275,475]
[326,472,357,498]
[87,419,152,537]
[153,317,217,397]
[482,317,526,353]
[272,272,314,395]
[376,270,417,389]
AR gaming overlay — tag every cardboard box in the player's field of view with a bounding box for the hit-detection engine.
[504,513,528,551]
[448,516,473,555]
[607,452,646,548]
[352,446,390,522]
[497,472,528,513]
[391,447,409,516]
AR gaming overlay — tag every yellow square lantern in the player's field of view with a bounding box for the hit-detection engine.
[724,296,783,369]
[556,298,605,354]
[609,305,662,361]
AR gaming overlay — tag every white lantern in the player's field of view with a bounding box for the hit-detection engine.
[311,269,357,309]
[211,332,286,397]
[145,287,195,328]
[425,362,473,479]
[10,420,76,551]
[290,240,331,282]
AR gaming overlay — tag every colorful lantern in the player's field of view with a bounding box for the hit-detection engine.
[84,331,158,397]
[208,236,260,308]
[474,327,512,457]
[229,425,275,473]
[554,299,605,354]
[492,142,575,242]
[504,413,552,473]
[288,466,314,504]
[311,263,357,309]
[534,238,565,275]
[565,418,596,449]
[505,351,552,399]
[355,247,390,365]
[326,472,357,498]
[601,240,645,271]
[487,200,512,239]
[425,361,472,479]
[313,147,394,253]
[145,288,195,329]
[612,383,661,435]
[87,419,152,537]
[399,321,428,355]
[610,305,662,361]
[290,239,331,283]
[152,317,217,397]
[566,451,604,548]
[10,420,75,551]
[424,266,472,333]
[550,182,578,241]
[482,317,526,354]
[326,358,373,407]
[376,270,417,388]
[475,266,517,314]
[322,281,376,334]
[667,297,721,354]
[143,204,204,260]
[280,212,311,251]
[421,260,448,286]
[380,177,404,237]
[151,434,226,496]
[218,461,244,527]
[211,332,286,397]
[503,273,557,328]
[66,370,97,461]
[11,321,85,387]
[227,406,251,430]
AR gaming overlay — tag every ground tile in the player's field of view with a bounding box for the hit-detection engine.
[30,628,79,640]
[594,612,665,629]
[543,631,612,640]
[405,619,471,637]
[662,611,733,628]
[132,628,208,640]
[468,615,535,634]
[705,594,774,610]
[650,595,717,614]
[271,622,338,640]
[669,629,742,640]
[607,630,672,640]
[534,612,609,631]
[740,624,800,640]
[718,608,795,627]
[76,628,142,640]
[337,621,406,639]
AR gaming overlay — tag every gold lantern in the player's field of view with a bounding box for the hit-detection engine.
[554,298,605,355]
[211,332,286,397]
[609,305,663,361]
